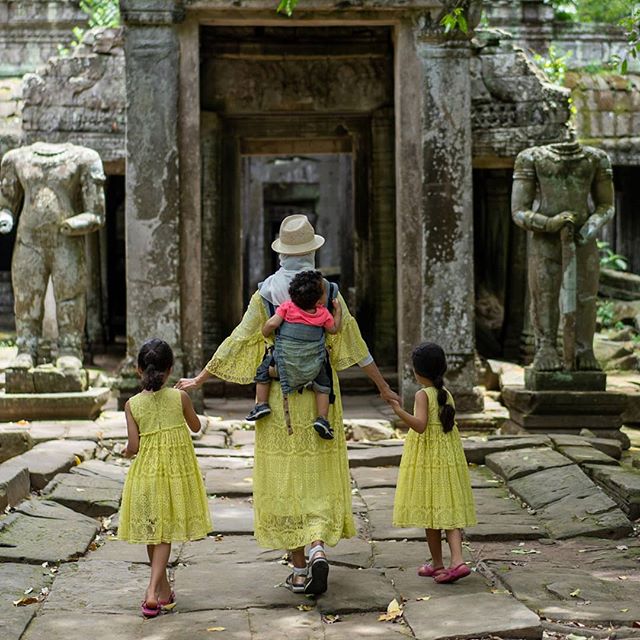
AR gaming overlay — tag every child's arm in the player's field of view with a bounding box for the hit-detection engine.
[324,298,342,333]
[389,390,428,434]
[180,390,203,433]
[123,401,140,457]
[262,313,284,338]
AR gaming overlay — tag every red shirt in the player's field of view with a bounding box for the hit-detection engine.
[276,300,335,330]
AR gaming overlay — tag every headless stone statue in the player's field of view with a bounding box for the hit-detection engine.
[0,142,105,373]
[511,140,614,372]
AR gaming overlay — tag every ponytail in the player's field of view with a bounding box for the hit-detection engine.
[141,363,165,391]
[433,375,455,434]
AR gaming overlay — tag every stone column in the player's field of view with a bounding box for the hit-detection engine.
[395,19,483,412]
[121,0,185,374]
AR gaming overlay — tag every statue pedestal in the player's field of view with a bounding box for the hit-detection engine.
[6,364,89,394]
[0,387,111,421]
[502,369,626,444]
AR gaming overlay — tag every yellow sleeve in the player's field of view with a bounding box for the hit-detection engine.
[204,291,268,384]
[326,293,370,371]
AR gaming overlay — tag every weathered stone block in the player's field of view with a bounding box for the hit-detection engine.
[43,472,122,517]
[347,445,404,468]
[403,593,542,640]
[486,447,572,481]
[0,426,33,462]
[463,436,549,464]
[5,367,35,393]
[0,499,100,563]
[32,365,89,393]
[344,418,396,442]
[584,463,640,519]
[0,461,30,511]
[0,387,111,421]
[204,468,253,496]
[556,445,619,466]
[549,434,622,459]
[524,368,606,391]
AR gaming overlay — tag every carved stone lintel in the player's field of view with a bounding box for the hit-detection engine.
[120,0,185,26]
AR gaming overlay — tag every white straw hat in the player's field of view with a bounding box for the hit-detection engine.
[271,214,325,255]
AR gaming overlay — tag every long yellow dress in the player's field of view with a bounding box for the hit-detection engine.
[393,387,477,530]
[206,291,369,550]
[118,387,212,544]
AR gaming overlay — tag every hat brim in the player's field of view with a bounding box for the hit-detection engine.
[271,234,325,255]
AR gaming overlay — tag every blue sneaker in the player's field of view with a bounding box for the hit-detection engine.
[246,403,271,421]
[313,416,334,440]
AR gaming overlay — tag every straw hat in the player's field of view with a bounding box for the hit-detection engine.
[271,214,325,255]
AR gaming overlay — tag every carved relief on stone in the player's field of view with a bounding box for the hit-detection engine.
[202,57,392,114]
[0,142,106,378]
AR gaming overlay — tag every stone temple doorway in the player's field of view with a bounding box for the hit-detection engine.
[199,26,397,368]
[240,153,354,311]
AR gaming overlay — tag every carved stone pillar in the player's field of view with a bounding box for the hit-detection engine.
[396,19,483,412]
[121,0,185,374]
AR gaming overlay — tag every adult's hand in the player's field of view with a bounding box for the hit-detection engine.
[380,385,401,404]
[174,377,201,392]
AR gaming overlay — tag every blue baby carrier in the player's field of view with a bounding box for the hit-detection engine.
[261,279,337,434]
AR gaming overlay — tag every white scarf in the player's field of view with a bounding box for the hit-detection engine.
[259,253,316,306]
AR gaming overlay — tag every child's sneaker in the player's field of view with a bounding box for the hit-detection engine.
[246,403,271,421]
[313,416,334,440]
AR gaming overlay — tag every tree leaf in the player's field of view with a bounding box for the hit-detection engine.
[570,588,581,597]
[206,628,226,632]
[378,598,403,622]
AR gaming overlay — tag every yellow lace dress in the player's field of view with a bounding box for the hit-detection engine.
[206,291,369,550]
[118,387,212,544]
[393,387,477,530]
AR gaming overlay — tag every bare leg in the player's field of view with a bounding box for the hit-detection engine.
[147,544,172,599]
[289,546,307,587]
[145,543,171,606]
[256,382,270,404]
[315,391,329,418]
[426,529,444,568]
[445,529,464,568]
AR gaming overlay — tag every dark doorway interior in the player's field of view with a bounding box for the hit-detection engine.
[104,175,126,346]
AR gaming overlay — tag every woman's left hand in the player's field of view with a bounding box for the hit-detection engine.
[380,385,401,404]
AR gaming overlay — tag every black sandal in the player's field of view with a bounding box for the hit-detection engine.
[304,544,329,595]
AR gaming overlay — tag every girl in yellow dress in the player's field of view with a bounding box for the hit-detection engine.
[390,342,477,584]
[119,339,212,617]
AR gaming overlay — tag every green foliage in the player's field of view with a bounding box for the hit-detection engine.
[544,0,633,23]
[615,3,640,74]
[441,7,469,34]
[277,0,298,16]
[58,0,120,56]
[597,240,628,271]
[596,299,616,328]
[533,45,572,85]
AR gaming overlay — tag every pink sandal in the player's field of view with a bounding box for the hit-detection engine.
[159,591,176,610]
[434,563,471,584]
[141,600,161,618]
[418,563,446,577]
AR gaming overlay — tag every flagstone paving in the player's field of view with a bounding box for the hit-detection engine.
[0,411,638,639]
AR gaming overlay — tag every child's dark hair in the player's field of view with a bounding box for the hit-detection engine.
[412,342,455,433]
[289,270,324,310]
[137,338,174,392]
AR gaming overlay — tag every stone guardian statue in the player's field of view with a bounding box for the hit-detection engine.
[0,142,105,372]
[511,139,614,371]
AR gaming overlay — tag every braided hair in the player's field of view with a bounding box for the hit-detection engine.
[411,342,455,433]
[137,338,174,391]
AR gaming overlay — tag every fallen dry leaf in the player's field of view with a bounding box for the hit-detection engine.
[16,420,29,426]
[13,596,39,607]
[569,588,581,598]
[415,596,431,601]
[321,614,341,624]
[378,598,403,622]
[616,545,629,551]
[510,549,540,555]
[206,627,225,632]
[621,608,630,612]
[297,604,314,611]
[618,576,629,581]
[490,589,509,595]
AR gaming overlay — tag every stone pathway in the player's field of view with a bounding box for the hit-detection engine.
[0,409,639,640]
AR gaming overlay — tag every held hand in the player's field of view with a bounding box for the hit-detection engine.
[174,377,201,392]
[0,209,13,234]
[388,398,401,412]
[380,386,401,404]
[332,298,341,313]
[59,212,101,236]
[576,221,597,246]
[546,211,577,233]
